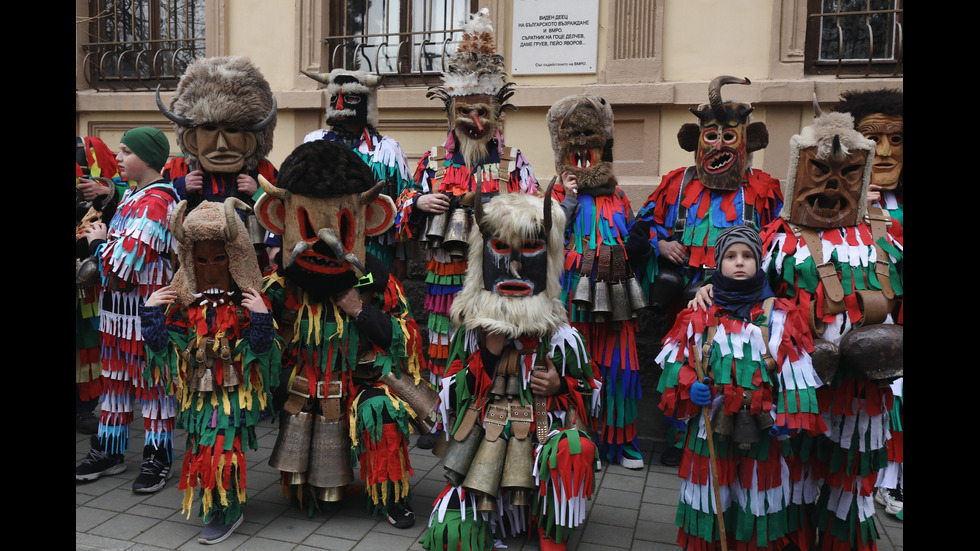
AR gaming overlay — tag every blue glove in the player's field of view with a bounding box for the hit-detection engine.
[690,379,712,406]
[769,425,797,437]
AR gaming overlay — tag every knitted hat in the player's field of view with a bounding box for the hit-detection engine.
[120,127,170,172]
[714,225,763,268]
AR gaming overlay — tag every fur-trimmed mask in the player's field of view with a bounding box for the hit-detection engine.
[781,110,875,228]
[157,56,277,174]
[254,140,395,299]
[449,191,567,338]
[170,198,262,306]
[302,69,381,130]
[547,94,615,192]
[677,76,769,191]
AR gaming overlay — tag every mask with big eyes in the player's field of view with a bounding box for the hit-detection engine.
[193,239,234,301]
[482,236,548,296]
[694,118,748,191]
[789,146,868,228]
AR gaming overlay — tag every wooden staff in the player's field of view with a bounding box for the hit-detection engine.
[691,336,728,551]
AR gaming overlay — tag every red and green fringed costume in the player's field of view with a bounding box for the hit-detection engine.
[761,217,903,551]
[394,133,538,382]
[420,325,600,551]
[141,297,281,525]
[263,267,425,519]
[550,184,644,465]
[96,181,178,455]
[656,298,827,551]
[76,138,127,407]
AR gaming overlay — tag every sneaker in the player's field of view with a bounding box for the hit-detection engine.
[387,502,415,529]
[619,445,645,470]
[417,431,439,450]
[199,513,244,545]
[76,412,99,435]
[661,446,683,467]
[132,445,173,493]
[76,439,126,481]
[874,487,903,514]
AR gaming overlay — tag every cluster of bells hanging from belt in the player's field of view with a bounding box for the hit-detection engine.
[709,389,773,450]
[267,369,442,503]
[572,274,649,321]
[439,373,540,512]
[183,338,240,392]
[420,207,471,258]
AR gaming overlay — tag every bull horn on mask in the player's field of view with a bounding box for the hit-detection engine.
[359,181,385,205]
[300,69,331,85]
[285,241,310,269]
[812,93,824,118]
[224,197,252,242]
[257,173,290,200]
[156,85,193,127]
[831,134,846,161]
[317,228,367,276]
[705,75,751,123]
[248,95,278,132]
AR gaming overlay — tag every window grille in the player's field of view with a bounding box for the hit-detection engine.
[805,0,902,78]
[80,0,205,91]
[324,0,477,81]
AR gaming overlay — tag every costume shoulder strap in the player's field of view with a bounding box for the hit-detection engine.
[758,297,778,372]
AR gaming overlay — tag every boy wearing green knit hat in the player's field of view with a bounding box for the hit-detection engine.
[76,127,180,495]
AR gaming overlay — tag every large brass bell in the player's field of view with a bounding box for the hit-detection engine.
[245,213,266,246]
[500,437,536,506]
[379,371,442,434]
[591,281,611,315]
[710,406,734,438]
[839,324,903,382]
[475,492,497,513]
[269,411,313,472]
[222,362,240,388]
[443,424,485,486]
[610,281,631,322]
[810,338,841,385]
[426,210,450,247]
[198,367,215,392]
[571,274,593,309]
[462,436,507,503]
[442,208,471,258]
[733,408,759,449]
[306,414,353,499]
[625,276,649,311]
[505,374,522,397]
[76,256,100,288]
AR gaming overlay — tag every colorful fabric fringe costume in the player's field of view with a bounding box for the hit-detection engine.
[76,136,127,411]
[95,180,178,455]
[553,184,646,464]
[396,142,538,379]
[262,265,425,518]
[164,154,278,211]
[142,288,279,523]
[635,166,783,283]
[762,217,903,551]
[656,297,826,550]
[421,326,600,550]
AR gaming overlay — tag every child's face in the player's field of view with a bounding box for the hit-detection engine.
[719,243,757,280]
[116,144,150,182]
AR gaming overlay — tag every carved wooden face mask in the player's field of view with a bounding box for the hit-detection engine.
[857,113,903,191]
[789,145,868,228]
[184,124,258,173]
[695,116,749,191]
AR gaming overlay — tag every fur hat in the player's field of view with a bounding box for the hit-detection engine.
[302,68,382,129]
[833,88,903,123]
[450,192,567,338]
[275,139,375,197]
[780,110,875,221]
[165,56,277,172]
[546,94,615,190]
[170,198,262,306]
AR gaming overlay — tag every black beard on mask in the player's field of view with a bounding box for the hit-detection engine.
[281,264,358,303]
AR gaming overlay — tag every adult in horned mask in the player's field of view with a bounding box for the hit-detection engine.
[255,139,433,529]
[420,189,600,551]
[394,8,538,449]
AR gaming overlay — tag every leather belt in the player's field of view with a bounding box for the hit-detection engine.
[596,244,612,281]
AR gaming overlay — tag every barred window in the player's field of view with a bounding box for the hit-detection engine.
[804,0,903,78]
[324,0,477,81]
[80,0,206,91]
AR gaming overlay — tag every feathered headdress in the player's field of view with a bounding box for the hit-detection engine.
[426,9,516,114]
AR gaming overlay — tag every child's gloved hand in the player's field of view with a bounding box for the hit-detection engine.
[769,425,797,437]
[691,378,713,407]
